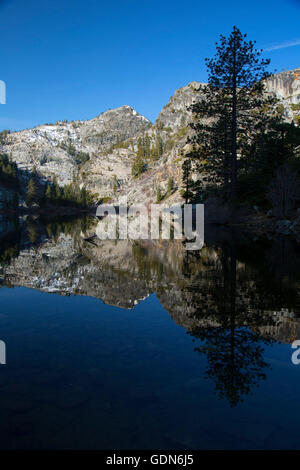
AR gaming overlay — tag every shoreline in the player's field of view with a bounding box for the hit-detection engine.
[0,206,95,217]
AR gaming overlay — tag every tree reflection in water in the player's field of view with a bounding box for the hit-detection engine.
[187,246,274,407]
[183,235,300,406]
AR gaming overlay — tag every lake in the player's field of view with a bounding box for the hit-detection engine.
[0,215,299,449]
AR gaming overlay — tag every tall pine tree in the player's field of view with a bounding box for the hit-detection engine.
[190,26,271,200]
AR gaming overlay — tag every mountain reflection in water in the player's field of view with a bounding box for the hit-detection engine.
[0,214,300,449]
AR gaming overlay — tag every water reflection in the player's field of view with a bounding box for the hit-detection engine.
[186,247,274,407]
[0,215,300,411]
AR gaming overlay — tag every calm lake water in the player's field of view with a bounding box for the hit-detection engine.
[0,215,300,449]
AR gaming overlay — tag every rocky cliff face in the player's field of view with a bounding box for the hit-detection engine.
[0,69,299,205]
[155,81,204,130]
[0,106,150,188]
[265,68,300,119]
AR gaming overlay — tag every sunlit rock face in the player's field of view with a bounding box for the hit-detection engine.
[265,68,300,118]
[154,82,205,130]
[1,106,151,187]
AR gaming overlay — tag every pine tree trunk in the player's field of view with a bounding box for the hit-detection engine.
[231,46,237,200]
[223,120,229,198]
[231,97,237,199]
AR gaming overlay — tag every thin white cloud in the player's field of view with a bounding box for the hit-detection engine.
[264,39,300,51]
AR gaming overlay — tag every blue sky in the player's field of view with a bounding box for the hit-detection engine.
[0,0,299,131]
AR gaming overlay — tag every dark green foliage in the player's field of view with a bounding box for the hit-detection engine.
[113,175,118,193]
[43,215,95,243]
[26,178,38,207]
[267,164,300,217]
[136,137,145,159]
[137,133,164,161]
[43,179,95,208]
[136,134,151,160]
[167,176,175,195]
[155,184,164,203]
[181,159,194,204]
[107,138,130,153]
[45,183,52,201]
[236,121,300,208]
[75,151,90,165]
[63,141,90,166]
[0,149,93,210]
[67,142,76,157]
[291,103,300,125]
[150,134,164,160]
[132,154,146,177]
[189,86,232,195]
[145,134,151,158]
[0,130,11,144]
[131,132,164,175]
[0,153,19,189]
[245,121,300,176]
